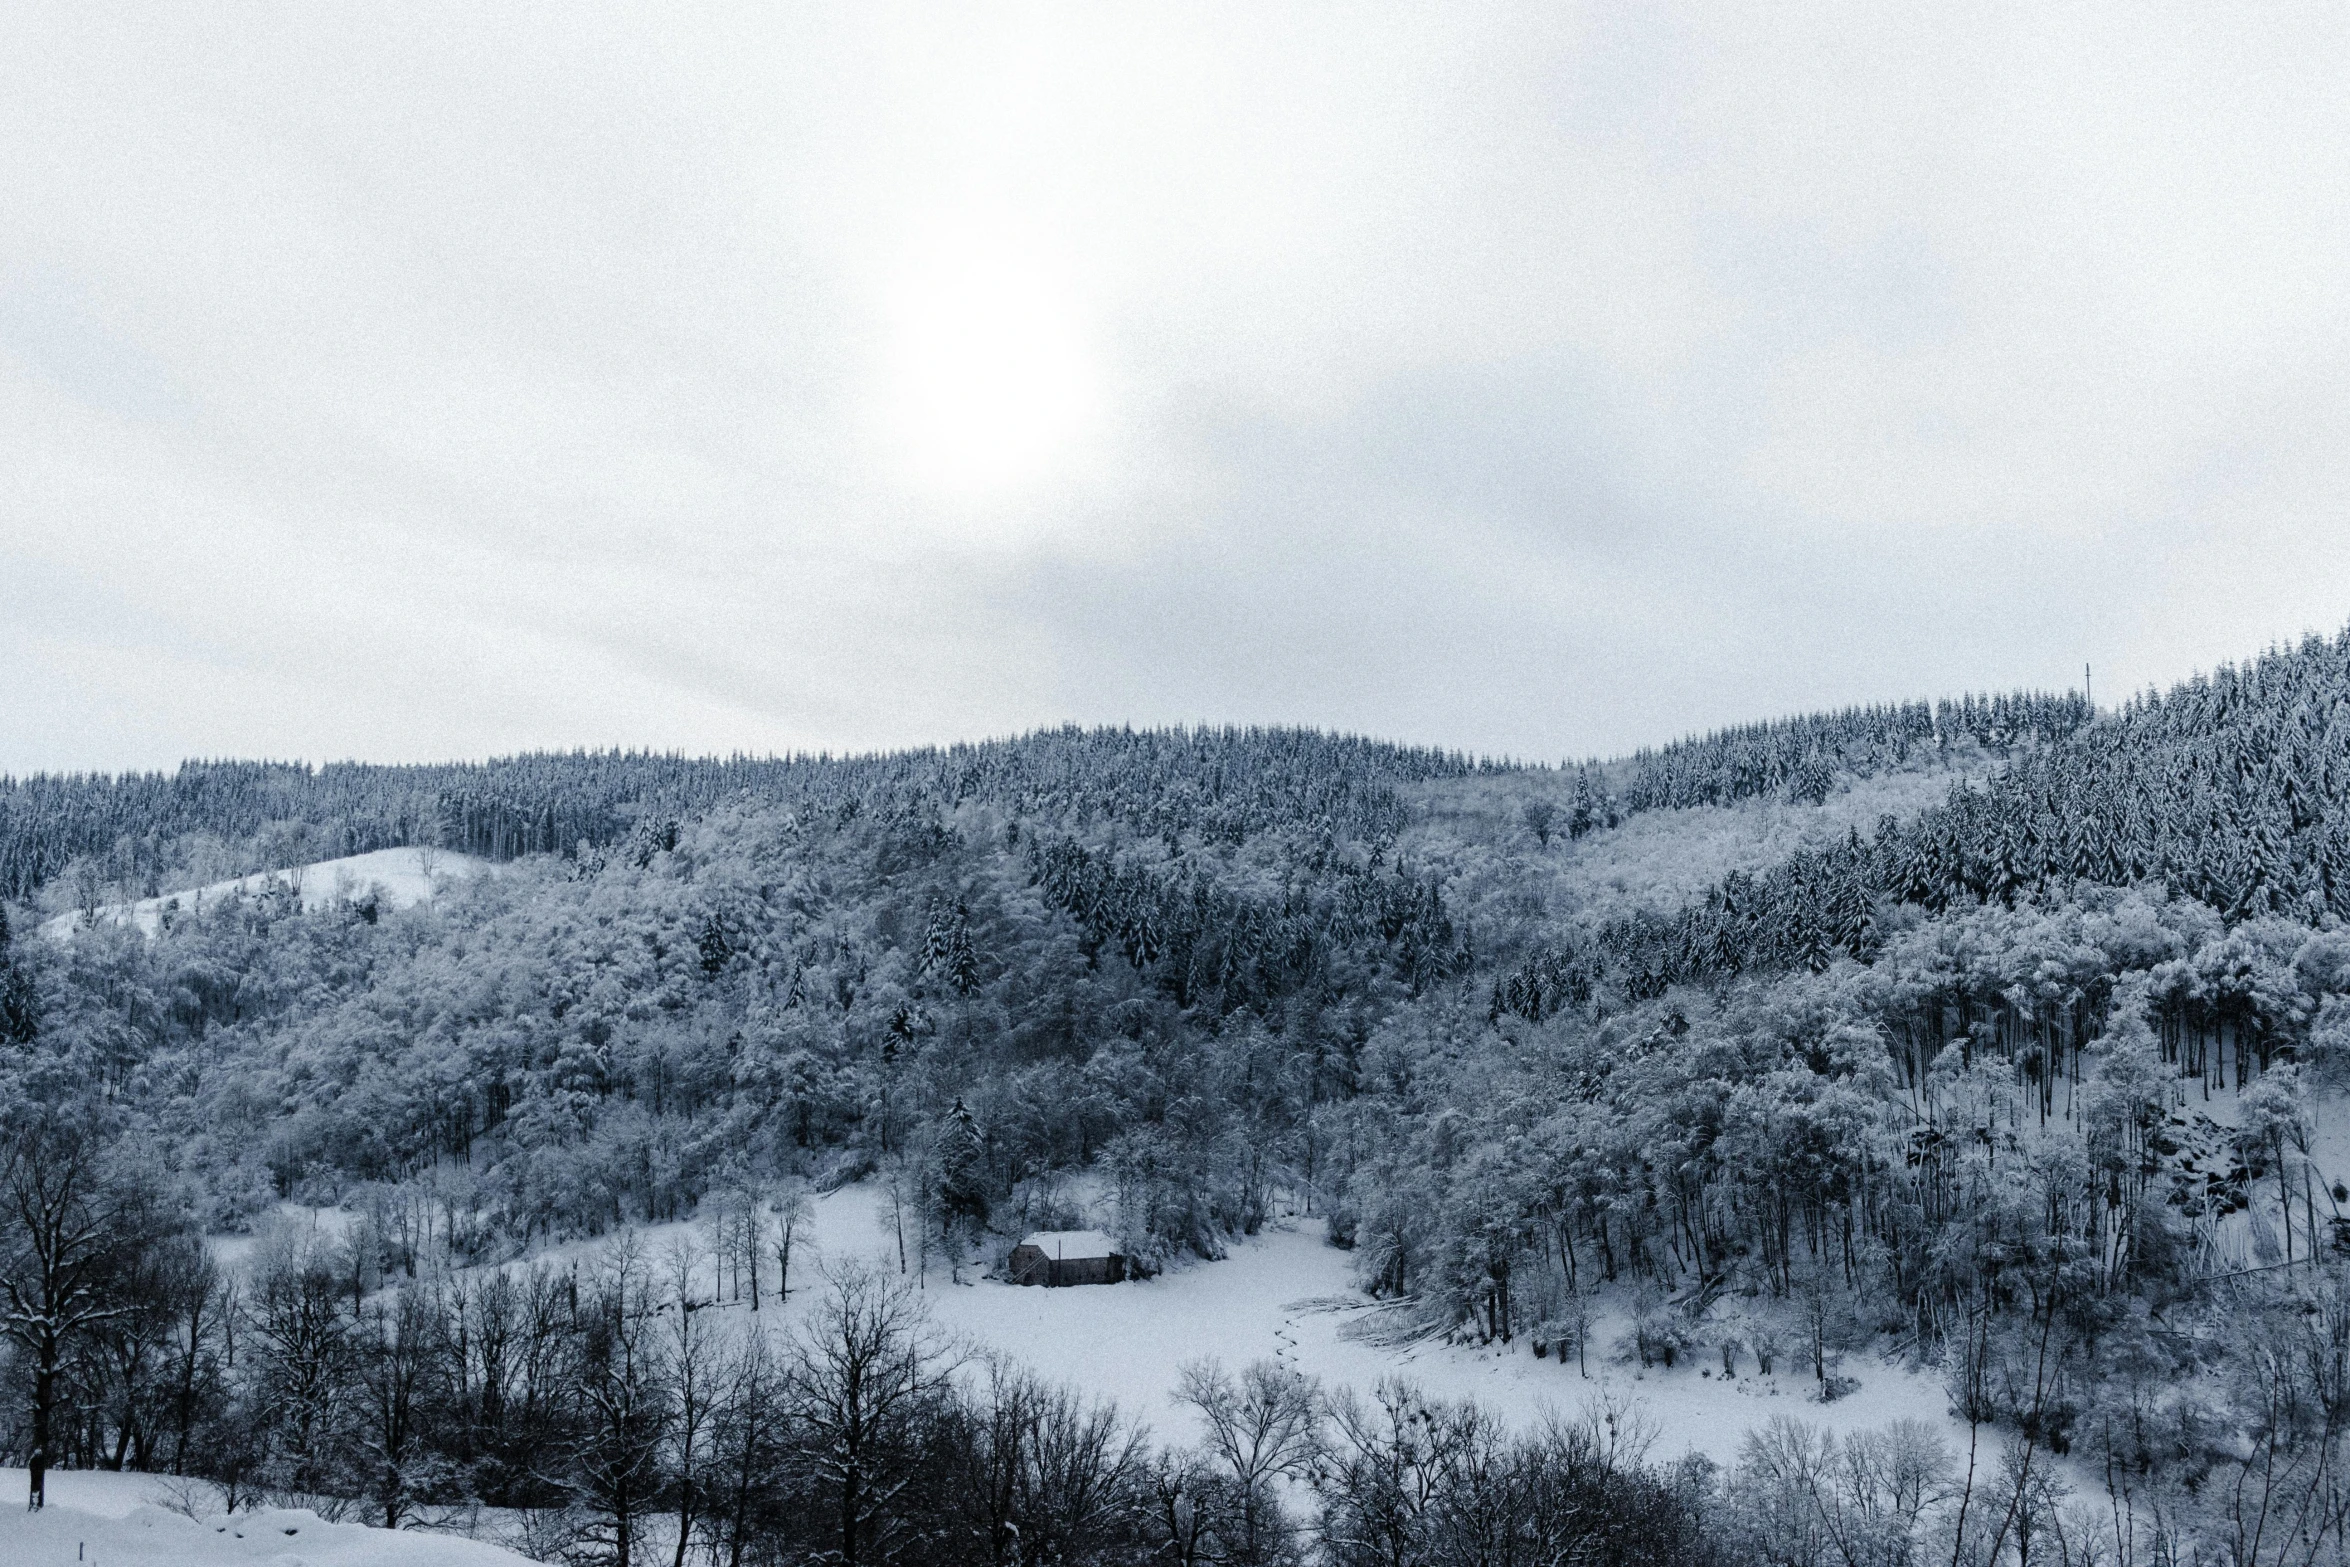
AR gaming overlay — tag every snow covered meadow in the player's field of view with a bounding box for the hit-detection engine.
[0,1180,1972,1567]
[38,846,486,941]
[649,1182,1966,1463]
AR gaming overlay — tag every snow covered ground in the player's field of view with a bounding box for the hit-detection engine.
[38,847,487,941]
[0,1469,534,1566]
[607,1183,1965,1466]
[16,1183,1969,1563]
[209,1185,1963,1469]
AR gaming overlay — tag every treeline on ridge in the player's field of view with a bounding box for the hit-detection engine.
[0,727,1486,903]
[1615,690,2092,812]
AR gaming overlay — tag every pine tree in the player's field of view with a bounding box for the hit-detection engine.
[0,905,35,1045]
[1788,750,1835,807]
[696,913,733,977]
[934,1098,988,1230]
[1568,768,1600,840]
[943,903,980,995]
[1830,831,1879,961]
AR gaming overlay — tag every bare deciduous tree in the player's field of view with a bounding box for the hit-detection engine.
[567,1237,673,1567]
[786,1261,951,1566]
[1,1117,130,1511]
[1177,1357,1320,1564]
[773,1176,814,1305]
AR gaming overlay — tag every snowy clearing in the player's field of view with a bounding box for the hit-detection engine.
[38,847,487,941]
[534,1182,1968,1467]
[218,1181,1965,1470]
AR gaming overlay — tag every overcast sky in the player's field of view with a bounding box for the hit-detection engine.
[6,5,2350,774]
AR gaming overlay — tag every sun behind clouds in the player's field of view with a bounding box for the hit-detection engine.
[881,218,1103,498]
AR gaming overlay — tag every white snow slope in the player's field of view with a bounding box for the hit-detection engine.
[39,848,486,941]
[0,1469,534,1567]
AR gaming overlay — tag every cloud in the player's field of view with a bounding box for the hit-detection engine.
[5,3,2349,772]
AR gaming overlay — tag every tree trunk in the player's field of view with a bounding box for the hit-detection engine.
[28,1353,55,1510]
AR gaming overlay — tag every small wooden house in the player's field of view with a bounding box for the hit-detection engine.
[1009,1229,1127,1287]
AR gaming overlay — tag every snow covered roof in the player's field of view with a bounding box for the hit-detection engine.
[1016,1229,1121,1259]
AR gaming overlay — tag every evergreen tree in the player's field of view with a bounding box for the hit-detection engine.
[1787,749,1835,807]
[935,1098,989,1231]
[1568,768,1601,840]
[0,904,36,1045]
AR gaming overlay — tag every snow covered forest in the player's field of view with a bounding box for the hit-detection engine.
[15,629,2350,1563]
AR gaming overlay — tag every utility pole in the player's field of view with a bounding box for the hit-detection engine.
[2084,662,2092,710]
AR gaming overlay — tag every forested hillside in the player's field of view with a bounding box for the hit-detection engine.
[14,633,2350,1561]
[1614,691,2091,812]
[0,729,1482,904]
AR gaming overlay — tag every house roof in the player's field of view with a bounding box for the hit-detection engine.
[1016,1229,1121,1259]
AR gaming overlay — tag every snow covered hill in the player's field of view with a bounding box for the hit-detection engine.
[0,1470,534,1567]
[38,847,486,941]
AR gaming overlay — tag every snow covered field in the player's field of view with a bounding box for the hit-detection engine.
[0,1469,535,1566]
[215,1178,1965,1469]
[39,847,486,941]
[25,1183,1976,1566]
[551,1182,1966,1466]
